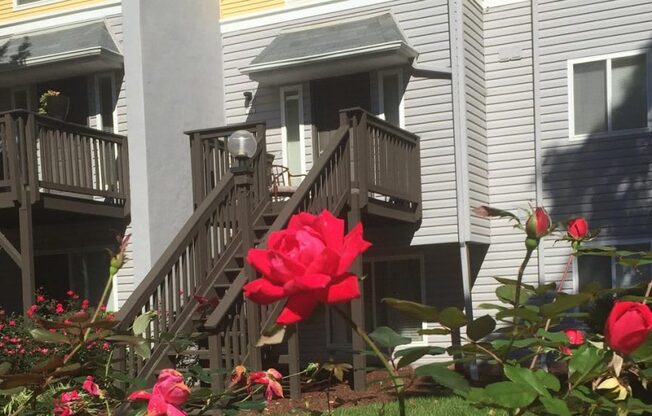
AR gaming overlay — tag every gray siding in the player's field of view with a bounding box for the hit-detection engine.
[473,1,540,311]
[221,0,458,244]
[463,0,490,243]
[537,0,652,287]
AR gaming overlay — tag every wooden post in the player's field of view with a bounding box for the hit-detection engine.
[19,189,35,311]
[348,187,366,391]
[233,160,262,371]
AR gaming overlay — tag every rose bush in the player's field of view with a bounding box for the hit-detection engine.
[244,210,371,324]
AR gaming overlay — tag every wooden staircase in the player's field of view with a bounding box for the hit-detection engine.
[114,108,421,398]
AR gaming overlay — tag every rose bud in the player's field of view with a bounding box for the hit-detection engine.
[605,301,652,355]
[525,207,551,250]
[567,218,589,241]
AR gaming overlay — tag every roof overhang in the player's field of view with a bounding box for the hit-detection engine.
[241,13,418,85]
[0,21,122,87]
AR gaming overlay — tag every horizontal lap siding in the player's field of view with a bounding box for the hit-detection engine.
[463,0,490,243]
[0,0,106,23]
[222,0,457,245]
[473,1,539,315]
[538,0,652,288]
[220,0,283,18]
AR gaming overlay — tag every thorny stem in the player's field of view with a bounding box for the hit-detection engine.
[465,337,504,366]
[504,247,534,358]
[332,305,407,416]
[644,281,652,303]
[529,253,574,369]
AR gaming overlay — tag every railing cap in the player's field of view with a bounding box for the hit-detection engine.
[339,107,420,143]
[184,121,266,137]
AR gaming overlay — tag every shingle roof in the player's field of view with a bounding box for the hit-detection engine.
[0,21,120,67]
[249,13,412,68]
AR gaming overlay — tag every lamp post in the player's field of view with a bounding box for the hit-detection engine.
[226,129,263,371]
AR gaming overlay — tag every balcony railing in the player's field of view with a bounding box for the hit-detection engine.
[0,110,129,211]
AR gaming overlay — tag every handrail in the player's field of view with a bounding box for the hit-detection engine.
[0,110,129,206]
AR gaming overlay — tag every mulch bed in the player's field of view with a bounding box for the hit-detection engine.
[264,369,440,415]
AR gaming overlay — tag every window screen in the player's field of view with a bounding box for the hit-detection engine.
[283,91,302,176]
[98,76,115,133]
[573,61,608,135]
[612,54,647,131]
[381,73,401,127]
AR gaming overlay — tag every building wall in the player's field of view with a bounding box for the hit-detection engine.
[0,0,108,23]
[220,0,282,18]
[221,0,458,244]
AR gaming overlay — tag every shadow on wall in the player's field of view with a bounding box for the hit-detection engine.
[541,43,652,235]
[0,36,32,70]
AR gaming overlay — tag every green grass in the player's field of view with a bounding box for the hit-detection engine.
[328,396,492,416]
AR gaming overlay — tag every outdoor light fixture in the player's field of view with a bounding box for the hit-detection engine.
[227,130,257,160]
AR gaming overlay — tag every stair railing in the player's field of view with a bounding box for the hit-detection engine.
[114,126,268,379]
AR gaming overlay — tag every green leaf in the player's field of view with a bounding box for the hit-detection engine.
[484,381,538,409]
[30,328,71,344]
[382,298,438,322]
[534,369,560,392]
[496,285,532,305]
[134,342,151,360]
[494,277,536,291]
[535,328,569,344]
[540,397,571,416]
[395,347,446,369]
[438,307,467,329]
[235,400,267,411]
[132,310,157,336]
[30,355,64,374]
[466,315,496,341]
[418,328,450,336]
[496,307,540,322]
[368,327,411,349]
[472,206,521,225]
[415,364,470,393]
[540,293,592,317]
[106,335,147,345]
[569,344,607,384]
[504,365,551,398]
[478,303,507,311]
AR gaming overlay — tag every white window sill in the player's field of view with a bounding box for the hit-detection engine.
[569,127,652,142]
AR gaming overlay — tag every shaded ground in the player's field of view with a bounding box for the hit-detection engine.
[264,369,443,415]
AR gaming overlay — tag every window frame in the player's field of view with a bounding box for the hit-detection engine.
[13,0,63,11]
[572,238,652,293]
[10,85,34,111]
[377,68,405,128]
[279,84,306,175]
[93,72,119,133]
[567,50,652,141]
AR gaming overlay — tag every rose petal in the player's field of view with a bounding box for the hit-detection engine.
[277,293,321,325]
[127,390,152,401]
[269,251,306,283]
[284,273,331,296]
[305,246,340,276]
[247,248,272,276]
[266,380,284,401]
[147,393,169,416]
[316,210,345,250]
[287,212,318,231]
[336,223,372,275]
[323,274,360,304]
[165,404,188,416]
[244,279,286,305]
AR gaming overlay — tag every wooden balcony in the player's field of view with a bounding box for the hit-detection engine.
[0,110,129,218]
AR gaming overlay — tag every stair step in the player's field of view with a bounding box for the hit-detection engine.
[224,267,241,275]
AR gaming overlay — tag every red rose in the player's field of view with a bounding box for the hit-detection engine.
[244,210,371,325]
[564,328,585,345]
[605,301,652,355]
[567,218,589,240]
[525,207,551,240]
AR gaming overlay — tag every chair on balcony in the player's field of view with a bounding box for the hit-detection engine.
[269,164,306,198]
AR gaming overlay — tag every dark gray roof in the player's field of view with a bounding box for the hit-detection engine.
[0,21,120,67]
[250,13,410,67]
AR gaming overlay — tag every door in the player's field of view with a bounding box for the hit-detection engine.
[37,76,89,125]
[310,73,371,155]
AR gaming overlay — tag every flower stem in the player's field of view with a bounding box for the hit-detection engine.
[504,247,534,358]
[332,305,406,416]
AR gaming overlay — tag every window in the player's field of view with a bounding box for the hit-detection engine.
[95,73,117,133]
[14,0,59,8]
[280,85,305,176]
[10,86,32,111]
[569,51,650,137]
[378,69,404,127]
[576,242,652,291]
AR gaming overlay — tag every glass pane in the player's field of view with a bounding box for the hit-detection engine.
[284,94,302,176]
[12,90,28,110]
[17,0,42,4]
[614,244,651,288]
[612,54,647,131]
[374,259,422,340]
[99,77,115,133]
[573,61,607,135]
[382,74,400,126]
[578,255,612,290]
[70,251,110,304]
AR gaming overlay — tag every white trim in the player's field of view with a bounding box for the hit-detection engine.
[13,0,62,12]
[221,0,386,33]
[567,49,652,141]
[94,71,118,133]
[482,0,528,9]
[280,84,306,175]
[0,3,121,36]
[377,68,405,128]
